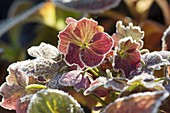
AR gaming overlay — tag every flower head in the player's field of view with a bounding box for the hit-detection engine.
[58,17,113,68]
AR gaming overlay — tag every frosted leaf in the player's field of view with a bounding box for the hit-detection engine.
[101,91,169,113]
[52,0,121,14]
[8,58,59,82]
[27,42,61,61]
[27,89,84,113]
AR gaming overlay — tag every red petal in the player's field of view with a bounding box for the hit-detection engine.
[114,38,141,78]
[89,32,113,54]
[80,48,104,67]
[74,18,98,43]
[65,43,84,68]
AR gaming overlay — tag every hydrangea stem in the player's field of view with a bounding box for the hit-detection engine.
[110,91,120,102]
[85,68,99,76]
[25,84,47,92]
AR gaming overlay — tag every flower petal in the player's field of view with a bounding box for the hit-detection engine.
[80,48,104,67]
[114,37,141,78]
[65,43,84,68]
[58,22,81,54]
[65,17,77,24]
[74,18,98,43]
[89,32,113,54]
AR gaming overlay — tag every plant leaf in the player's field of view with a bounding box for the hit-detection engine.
[0,83,24,110]
[0,2,45,37]
[59,70,93,91]
[27,89,84,113]
[15,94,32,113]
[121,73,164,97]
[101,91,169,113]
[162,26,170,50]
[130,51,170,76]
[9,58,59,82]
[84,77,109,97]
[27,42,61,61]
[52,0,121,13]
[141,52,165,70]
[84,77,127,97]
[0,66,39,110]
[112,21,144,48]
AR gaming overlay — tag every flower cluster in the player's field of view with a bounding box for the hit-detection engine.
[1,17,170,113]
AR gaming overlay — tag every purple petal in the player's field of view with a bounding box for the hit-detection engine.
[66,17,77,24]
[80,48,104,67]
[65,43,84,68]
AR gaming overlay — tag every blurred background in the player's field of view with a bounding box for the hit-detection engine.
[0,0,169,113]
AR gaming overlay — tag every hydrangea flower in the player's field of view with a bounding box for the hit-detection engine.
[58,17,113,68]
[114,37,141,78]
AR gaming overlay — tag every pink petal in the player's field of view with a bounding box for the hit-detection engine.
[58,23,81,54]
[65,43,84,68]
[74,18,98,43]
[89,32,113,54]
[66,17,77,24]
[80,48,104,67]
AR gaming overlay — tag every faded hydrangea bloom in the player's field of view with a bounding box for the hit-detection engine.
[58,17,113,68]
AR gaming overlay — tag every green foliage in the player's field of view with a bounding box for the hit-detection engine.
[27,89,84,113]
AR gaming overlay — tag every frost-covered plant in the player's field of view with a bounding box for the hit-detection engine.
[1,17,170,113]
